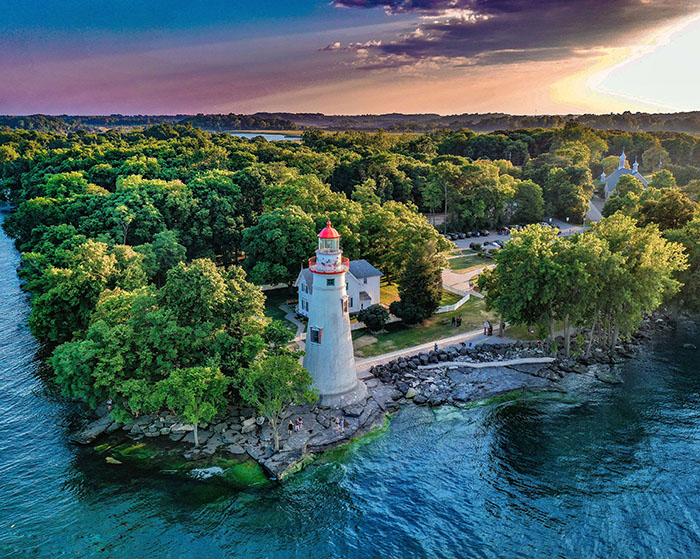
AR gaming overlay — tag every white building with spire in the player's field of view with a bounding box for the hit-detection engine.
[601,149,648,199]
[302,221,367,408]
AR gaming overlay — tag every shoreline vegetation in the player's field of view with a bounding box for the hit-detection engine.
[71,312,690,482]
[0,120,698,483]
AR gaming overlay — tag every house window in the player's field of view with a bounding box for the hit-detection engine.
[350,297,353,307]
[326,278,335,286]
[310,327,322,344]
[363,277,367,284]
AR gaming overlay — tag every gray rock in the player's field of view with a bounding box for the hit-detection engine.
[70,414,116,444]
[226,443,246,455]
[213,422,227,434]
[242,417,256,428]
[343,404,364,418]
[413,394,428,405]
[405,387,418,399]
[182,429,212,445]
[169,431,185,442]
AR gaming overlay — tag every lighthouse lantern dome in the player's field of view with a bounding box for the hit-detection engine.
[318,220,340,252]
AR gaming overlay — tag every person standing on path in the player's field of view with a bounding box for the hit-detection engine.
[483,321,490,335]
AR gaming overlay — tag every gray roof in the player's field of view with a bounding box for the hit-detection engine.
[348,259,383,279]
[604,168,648,195]
[296,259,382,290]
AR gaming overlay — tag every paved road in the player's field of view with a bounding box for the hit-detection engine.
[587,197,604,223]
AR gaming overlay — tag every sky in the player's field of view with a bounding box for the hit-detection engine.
[1,0,700,116]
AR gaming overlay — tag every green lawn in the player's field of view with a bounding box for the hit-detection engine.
[353,297,497,357]
[262,287,298,332]
[448,254,493,273]
[440,290,463,306]
[379,281,400,306]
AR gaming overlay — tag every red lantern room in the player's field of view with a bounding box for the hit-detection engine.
[318,220,340,252]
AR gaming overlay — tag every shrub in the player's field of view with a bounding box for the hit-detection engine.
[357,304,390,332]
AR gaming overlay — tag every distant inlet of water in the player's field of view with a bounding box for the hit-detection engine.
[1,206,700,558]
[227,131,301,142]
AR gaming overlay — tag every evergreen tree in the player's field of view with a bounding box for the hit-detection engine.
[397,240,444,320]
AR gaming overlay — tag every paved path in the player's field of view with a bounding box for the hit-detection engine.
[355,328,515,377]
[587,197,604,223]
[418,356,555,370]
[442,264,494,295]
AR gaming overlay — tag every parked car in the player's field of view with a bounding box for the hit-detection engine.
[493,240,504,248]
[472,231,480,237]
[469,242,481,251]
[458,232,466,239]
[479,229,490,236]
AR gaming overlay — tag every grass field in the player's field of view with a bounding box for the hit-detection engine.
[447,254,493,273]
[353,297,497,357]
[262,287,297,332]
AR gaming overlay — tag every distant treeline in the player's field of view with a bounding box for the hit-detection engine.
[255,112,700,134]
[0,113,298,133]
[4,111,700,135]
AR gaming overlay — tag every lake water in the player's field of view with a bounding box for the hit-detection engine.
[228,132,301,142]
[1,208,699,558]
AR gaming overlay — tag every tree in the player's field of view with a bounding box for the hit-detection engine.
[155,367,230,447]
[648,169,677,190]
[512,180,545,224]
[664,218,700,316]
[479,225,560,341]
[389,300,426,326]
[615,175,645,197]
[135,229,187,286]
[263,319,296,355]
[637,188,699,231]
[593,214,687,347]
[397,241,445,319]
[242,206,317,286]
[237,355,316,452]
[357,304,390,332]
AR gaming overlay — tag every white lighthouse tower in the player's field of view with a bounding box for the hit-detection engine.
[303,221,367,408]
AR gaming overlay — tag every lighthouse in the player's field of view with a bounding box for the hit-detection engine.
[303,221,367,408]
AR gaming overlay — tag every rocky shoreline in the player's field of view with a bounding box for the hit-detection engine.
[72,313,689,481]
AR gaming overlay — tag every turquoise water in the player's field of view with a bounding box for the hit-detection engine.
[1,208,700,558]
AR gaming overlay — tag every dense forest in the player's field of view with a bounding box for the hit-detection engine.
[1,120,698,426]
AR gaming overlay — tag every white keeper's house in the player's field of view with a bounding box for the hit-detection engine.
[295,256,382,317]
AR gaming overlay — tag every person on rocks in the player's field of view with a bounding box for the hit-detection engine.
[334,416,341,432]
[297,416,304,431]
[288,420,294,436]
[340,417,346,433]
[106,398,113,412]
[434,343,438,351]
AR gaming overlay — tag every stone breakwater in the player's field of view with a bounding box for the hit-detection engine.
[71,315,673,480]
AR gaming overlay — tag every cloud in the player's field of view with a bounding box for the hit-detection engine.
[318,41,343,51]
[328,0,700,69]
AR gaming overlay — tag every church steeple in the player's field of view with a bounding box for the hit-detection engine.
[618,148,626,170]
[632,158,639,173]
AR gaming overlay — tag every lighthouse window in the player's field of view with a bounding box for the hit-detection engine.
[342,298,348,313]
[326,278,335,286]
[310,327,321,344]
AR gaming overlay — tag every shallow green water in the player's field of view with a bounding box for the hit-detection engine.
[1,208,700,558]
